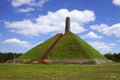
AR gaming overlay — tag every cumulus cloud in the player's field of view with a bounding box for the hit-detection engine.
[113,0,120,6]
[36,0,48,7]
[18,7,35,13]
[2,38,32,47]
[11,0,35,7]
[11,0,48,7]
[4,9,95,36]
[88,41,115,52]
[10,0,49,13]
[90,23,120,37]
[0,47,25,53]
[82,31,103,39]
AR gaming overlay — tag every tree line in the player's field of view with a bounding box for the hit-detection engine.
[0,52,120,63]
[0,52,22,63]
[104,52,120,62]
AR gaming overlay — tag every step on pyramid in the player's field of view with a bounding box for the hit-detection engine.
[18,17,109,64]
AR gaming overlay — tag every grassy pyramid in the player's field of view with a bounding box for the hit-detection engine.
[18,33,61,60]
[18,32,106,60]
[46,32,106,60]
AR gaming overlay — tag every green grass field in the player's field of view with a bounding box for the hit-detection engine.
[0,63,120,80]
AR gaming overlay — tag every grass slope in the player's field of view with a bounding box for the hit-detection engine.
[18,33,62,60]
[47,32,106,60]
[0,63,120,80]
[18,32,106,60]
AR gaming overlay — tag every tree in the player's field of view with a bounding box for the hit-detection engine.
[104,52,120,62]
[0,52,23,63]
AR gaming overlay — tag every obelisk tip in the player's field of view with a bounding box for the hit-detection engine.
[65,17,70,33]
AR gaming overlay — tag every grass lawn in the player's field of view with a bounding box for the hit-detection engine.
[0,63,120,80]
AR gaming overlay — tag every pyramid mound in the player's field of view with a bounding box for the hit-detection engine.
[18,17,107,64]
[18,33,62,60]
[18,32,106,60]
[46,32,106,60]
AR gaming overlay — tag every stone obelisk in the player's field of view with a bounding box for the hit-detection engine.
[65,17,70,33]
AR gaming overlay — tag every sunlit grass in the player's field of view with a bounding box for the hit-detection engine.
[18,32,106,60]
[0,63,120,80]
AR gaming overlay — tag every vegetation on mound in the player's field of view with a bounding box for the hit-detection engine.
[47,32,106,60]
[18,33,62,60]
[18,32,106,60]
[1,52,120,63]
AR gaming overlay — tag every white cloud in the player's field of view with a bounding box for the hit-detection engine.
[18,7,35,13]
[11,0,49,13]
[113,0,120,6]
[2,38,32,47]
[36,0,48,7]
[90,23,120,37]
[11,0,48,7]
[11,0,35,7]
[82,31,103,39]
[0,47,25,53]
[88,41,115,52]
[4,9,95,36]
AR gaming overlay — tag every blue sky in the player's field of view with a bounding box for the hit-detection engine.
[0,0,120,54]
